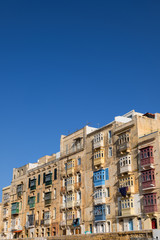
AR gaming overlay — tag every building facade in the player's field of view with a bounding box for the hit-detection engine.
[1,110,160,238]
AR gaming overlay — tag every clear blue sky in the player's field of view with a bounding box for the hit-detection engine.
[0,0,160,200]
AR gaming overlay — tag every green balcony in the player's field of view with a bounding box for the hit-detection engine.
[11,202,19,215]
[29,196,35,209]
[45,173,52,186]
[45,192,51,206]
[30,179,36,190]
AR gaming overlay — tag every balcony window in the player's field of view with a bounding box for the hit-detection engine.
[11,202,19,215]
[143,193,157,213]
[121,198,134,209]
[140,146,154,166]
[45,192,51,205]
[45,173,52,186]
[94,133,103,143]
[28,196,35,209]
[93,168,109,187]
[67,193,74,202]
[67,160,75,169]
[94,204,106,221]
[29,178,36,190]
[142,170,155,188]
[94,189,106,199]
[118,133,129,145]
[67,176,74,185]
[119,177,134,188]
[17,184,23,197]
[44,211,50,220]
[94,150,104,159]
[28,214,34,227]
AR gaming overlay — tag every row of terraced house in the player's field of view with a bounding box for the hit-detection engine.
[1,110,160,239]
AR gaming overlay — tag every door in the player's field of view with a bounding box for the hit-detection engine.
[152,218,157,229]
[129,219,133,231]
[138,218,142,230]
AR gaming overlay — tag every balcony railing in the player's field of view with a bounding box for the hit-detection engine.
[67,184,74,192]
[120,165,132,174]
[93,140,104,149]
[45,199,51,206]
[122,208,135,216]
[141,157,154,167]
[66,201,74,208]
[60,145,84,158]
[144,205,157,213]
[142,180,155,190]
[94,197,106,205]
[94,157,104,168]
[117,142,130,153]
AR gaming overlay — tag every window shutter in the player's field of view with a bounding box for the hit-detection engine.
[105,168,109,180]
[38,174,40,185]
[28,178,30,188]
[43,173,46,183]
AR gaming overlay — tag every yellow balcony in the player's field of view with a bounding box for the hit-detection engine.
[94,157,104,168]
[67,167,74,175]
[122,208,135,216]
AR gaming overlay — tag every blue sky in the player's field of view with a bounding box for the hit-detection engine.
[0,0,160,200]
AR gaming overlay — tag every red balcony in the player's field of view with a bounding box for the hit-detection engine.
[141,157,154,166]
[144,205,157,213]
[140,146,154,167]
[142,180,155,189]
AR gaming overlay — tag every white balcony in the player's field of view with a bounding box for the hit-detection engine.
[93,140,104,149]
[120,165,132,174]
[94,197,106,205]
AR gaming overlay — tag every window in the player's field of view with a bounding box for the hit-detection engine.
[53,208,56,219]
[120,155,131,168]
[54,188,56,199]
[64,163,67,170]
[142,170,155,182]
[38,175,40,185]
[106,187,110,197]
[108,147,112,157]
[77,173,81,183]
[77,191,81,201]
[108,130,112,144]
[37,193,40,203]
[54,169,57,180]
[78,158,81,165]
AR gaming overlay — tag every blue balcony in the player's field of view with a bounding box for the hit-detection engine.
[93,168,109,187]
[94,204,106,221]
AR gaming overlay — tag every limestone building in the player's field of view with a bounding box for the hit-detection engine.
[1,110,160,238]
